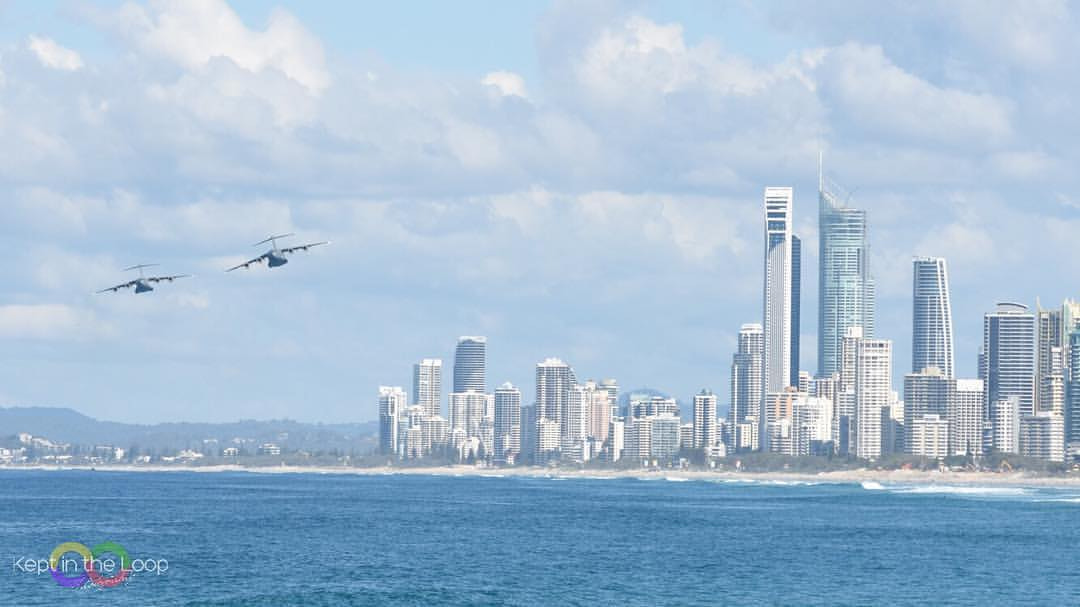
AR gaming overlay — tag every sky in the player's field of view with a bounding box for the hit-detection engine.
[0,0,1078,424]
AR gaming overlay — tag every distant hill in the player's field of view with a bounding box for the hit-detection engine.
[0,406,378,452]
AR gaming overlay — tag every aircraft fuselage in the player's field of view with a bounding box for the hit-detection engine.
[268,252,288,268]
[135,279,154,294]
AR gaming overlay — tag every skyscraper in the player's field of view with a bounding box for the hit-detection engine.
[693,389,718,450]
[1019,412,1065,462]
[818,164,874,379]
[453,336,487,393]
[730,323,763,427]
[950,379,985,456]
[493,382,521,464]
[855,338,891,460]
[1067,331,1080,449]
[990,397,1020,454]
[587,383,612,445]
[448,390,491,440]
[1064,300,1080,371]
[378,386,407,455]
[1036,301,1072,415]
[566,385,591,452]
[833,326,863,455]
[903,367,949,454]
[912,257,955,378]
[761,187,799,441]
[790,234,802,387]
[981,303,1036,419]
[412,358,442,418]
[536,357,576,452]
[599,379,619,419]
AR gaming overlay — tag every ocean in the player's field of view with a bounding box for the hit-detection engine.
[2,470,1078,605]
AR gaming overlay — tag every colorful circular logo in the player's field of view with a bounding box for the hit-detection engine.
[48,541,132,588]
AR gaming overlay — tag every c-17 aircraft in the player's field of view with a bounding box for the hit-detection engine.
[97,264,191,294]
[226,233,329,272]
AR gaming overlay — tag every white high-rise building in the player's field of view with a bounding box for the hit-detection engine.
[421,415,448,455]
[650,415,682,463]
[912,257,954,378]
[566,385,592,452]
[535,418,561,465]
[625,417,652,464]
[693,389,718,450]
[730,323,763,429]
[909,414,949,459]
[1036,301,1077,417]
[798,371,812,396]
[793,396,833,456]
[494,383,521,464]
[453,336,487,393]
[1020,412,1064,462]
[680,423,695,452]
[398,405,425,459]
[982,303,1036,419]
[991,397,1020,454]
[761,187,800,445]
[412,358,443,418]
[950,379,984,456]
[535,358,576,457]
[607,419,624,462]
[378,386,407,455]
[855,339,891,460]
[448,390,492,445]
[903,368,949,454]
[833,326,863,454]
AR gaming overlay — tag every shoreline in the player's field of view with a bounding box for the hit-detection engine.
[3,463,1080,488]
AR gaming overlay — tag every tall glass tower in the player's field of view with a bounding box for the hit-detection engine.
[818,159,874,379]
[912,257,955,377]
[1068,332,1080,447]
[453,336,487,393]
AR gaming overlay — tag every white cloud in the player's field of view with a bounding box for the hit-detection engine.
[814,43,1012,146]
[109,0,329,94]
[573,15,778,105]
[27,35,84,71]
[482,70,528,98]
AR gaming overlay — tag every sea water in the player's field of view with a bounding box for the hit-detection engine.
[2,470,1079,605]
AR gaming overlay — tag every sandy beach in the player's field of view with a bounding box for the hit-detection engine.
[4,463,1080,488]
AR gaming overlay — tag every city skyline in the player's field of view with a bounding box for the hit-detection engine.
[1,1,1079,424]
[374,169,1077,464]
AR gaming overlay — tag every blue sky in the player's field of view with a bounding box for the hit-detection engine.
[0,0,1077,423]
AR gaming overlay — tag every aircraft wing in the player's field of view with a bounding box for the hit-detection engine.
[146,274,191,283]
[280,241,329,255]
[96,280,137,293]
[226,254,268,272]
